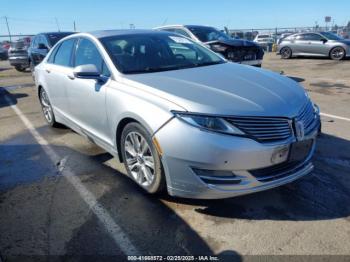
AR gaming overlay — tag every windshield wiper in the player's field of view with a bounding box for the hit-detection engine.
[124,65,184,74]
[123,61,225,74]
[192,61,225,67]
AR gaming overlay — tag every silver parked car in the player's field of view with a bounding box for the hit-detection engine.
[278,32,350,60]
[35,30,320,199]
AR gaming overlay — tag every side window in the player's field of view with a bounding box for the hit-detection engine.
[37,35,47,48]
[298,34,323,41]
[31,36,38,48]
[75,38,110,76]
[41,35,49,48]
[53,38,76,67]
[47,44,60,64]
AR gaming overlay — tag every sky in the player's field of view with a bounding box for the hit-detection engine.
[1,0,349,35]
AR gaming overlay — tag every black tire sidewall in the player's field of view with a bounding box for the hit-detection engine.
[15,65,25,72]
[121,122,165,194]
[39,88,57,127]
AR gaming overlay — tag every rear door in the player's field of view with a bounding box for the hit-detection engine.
[44,38,77,116]
[293,34,311,54]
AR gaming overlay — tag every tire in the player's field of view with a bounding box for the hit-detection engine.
[121,122,166,194]
[15,65,26,72]
[39,88,59,127]
[329,47,346,60]
[280,47,292,59]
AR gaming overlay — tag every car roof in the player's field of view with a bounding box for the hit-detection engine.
[38,32,75,36]
[156,25,215,29]
[89,29,171,39]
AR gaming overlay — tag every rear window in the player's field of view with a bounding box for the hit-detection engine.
[52,38,76,67]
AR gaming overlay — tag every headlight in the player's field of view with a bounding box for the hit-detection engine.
[174,112,245,135]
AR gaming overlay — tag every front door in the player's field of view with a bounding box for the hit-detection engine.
[66,37,112,144]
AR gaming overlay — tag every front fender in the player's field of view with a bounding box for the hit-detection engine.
[106,80,184,148]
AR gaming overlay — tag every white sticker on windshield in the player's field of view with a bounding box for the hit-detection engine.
[169,36,191,44]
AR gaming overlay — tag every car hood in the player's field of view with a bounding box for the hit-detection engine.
[122,62,308,118]
[337,39,350,45]
[206,39,259,47]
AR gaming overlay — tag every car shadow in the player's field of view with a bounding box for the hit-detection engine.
[0,88,28,108]
[161,133,350,222]
[287,76,305,82]
[0,67,12,72]
[0,128,241,260]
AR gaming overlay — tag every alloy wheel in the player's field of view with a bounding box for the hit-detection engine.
[40,89,53,123]
[330,47,345,60]
[124,131,155,187]
[281,47,292,59]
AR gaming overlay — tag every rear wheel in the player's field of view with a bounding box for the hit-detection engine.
[280,47,292,59]
[330,47,346,60]
[39,88,59,127]
[15,65,26,72]
[121,122,165,194]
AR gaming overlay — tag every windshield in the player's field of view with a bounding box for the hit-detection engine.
[320,32,343,41]
[187,26,230,42]
[48,33,74,46]
[101,33,225,74]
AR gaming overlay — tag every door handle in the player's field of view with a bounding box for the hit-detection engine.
[67,74,75,80]
[45,69,51,73]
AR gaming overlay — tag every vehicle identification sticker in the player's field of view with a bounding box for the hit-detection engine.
[169,36,191,44]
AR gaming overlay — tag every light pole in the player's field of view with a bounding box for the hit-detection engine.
[4,16,12,42]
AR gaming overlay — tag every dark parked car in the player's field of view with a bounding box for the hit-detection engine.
[28,32,75,70]
[156,25,264,67]
[8,39,31,71]
[0,46,8,60]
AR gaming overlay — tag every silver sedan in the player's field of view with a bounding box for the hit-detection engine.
[35,30,320,199]
[278,31,350,60]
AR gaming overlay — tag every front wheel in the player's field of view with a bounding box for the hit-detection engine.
[280,47,292,59]
[39,88,59,127]
[121,122,166,194]
[330,47,346,60]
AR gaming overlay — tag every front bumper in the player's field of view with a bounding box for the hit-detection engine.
[155,117,318,199]
[9,56,29,67]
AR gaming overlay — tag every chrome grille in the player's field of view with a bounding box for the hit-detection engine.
[226,116,292,143]
[296,101,318,135]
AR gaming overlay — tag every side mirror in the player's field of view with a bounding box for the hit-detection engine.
[73,64,101,79]
[321,38,328,43]
[38,43,48,50]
